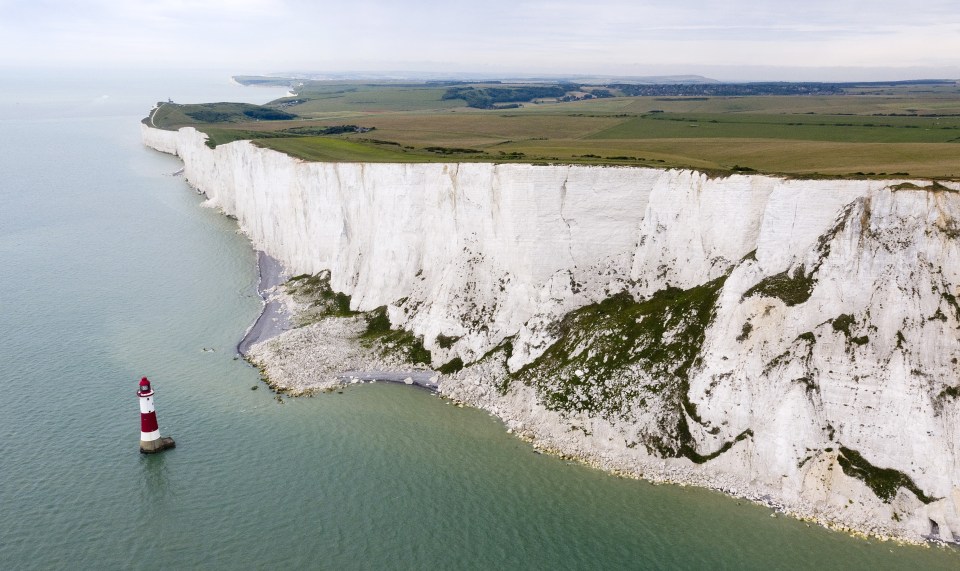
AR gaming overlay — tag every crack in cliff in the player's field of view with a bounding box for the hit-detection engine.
[558,170,576,266]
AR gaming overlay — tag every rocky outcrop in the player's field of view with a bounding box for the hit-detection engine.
[143,123,960,542]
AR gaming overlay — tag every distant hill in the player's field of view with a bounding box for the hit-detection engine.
[233,73,721,86]
[610,75,719,84]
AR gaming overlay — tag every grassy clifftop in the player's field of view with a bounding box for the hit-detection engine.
[145,79,960,179]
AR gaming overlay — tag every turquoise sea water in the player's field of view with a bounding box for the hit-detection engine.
[0,71,958,570]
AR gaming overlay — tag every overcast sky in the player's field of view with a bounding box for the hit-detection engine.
[2,0,959,81]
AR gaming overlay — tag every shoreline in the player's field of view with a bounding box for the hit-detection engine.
[238,252,441,393]
[249,321,953,548]
[237,251,291,356]
[338,370,439,391]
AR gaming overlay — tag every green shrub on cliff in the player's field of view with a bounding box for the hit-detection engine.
[506,277,751,462]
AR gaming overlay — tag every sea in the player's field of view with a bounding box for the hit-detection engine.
[0,69,957,570]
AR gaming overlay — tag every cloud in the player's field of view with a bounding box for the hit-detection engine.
[1,0,957,78]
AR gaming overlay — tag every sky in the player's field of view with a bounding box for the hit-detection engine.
[2,0,959,81]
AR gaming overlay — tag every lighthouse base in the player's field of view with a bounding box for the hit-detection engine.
[140,436,176,454]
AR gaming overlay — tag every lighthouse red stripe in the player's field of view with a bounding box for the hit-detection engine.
[141,412,159,433]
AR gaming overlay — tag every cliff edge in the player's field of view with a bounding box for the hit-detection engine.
[143,123,960,543]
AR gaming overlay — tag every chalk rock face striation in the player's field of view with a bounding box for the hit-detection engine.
[143,123,960,542]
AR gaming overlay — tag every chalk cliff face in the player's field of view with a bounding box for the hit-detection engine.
[143,123,960,542]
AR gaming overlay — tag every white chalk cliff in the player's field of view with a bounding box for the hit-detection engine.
[144,123,960,542]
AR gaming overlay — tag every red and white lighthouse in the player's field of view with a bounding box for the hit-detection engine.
[138,377,175,454]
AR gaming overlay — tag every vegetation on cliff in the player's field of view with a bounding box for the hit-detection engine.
[837,446,936,504]
[502,276,753,462]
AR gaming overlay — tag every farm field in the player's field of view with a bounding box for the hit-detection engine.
[147,79,960,179]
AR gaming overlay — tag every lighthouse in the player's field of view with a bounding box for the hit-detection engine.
[138,377,176,454]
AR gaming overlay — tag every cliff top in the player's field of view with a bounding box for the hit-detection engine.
[145,79,960,180]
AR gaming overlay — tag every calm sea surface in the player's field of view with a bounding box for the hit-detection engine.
[0,70,957,570]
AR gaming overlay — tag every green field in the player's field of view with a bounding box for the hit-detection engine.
[259,137,431,163]
[145,79,960,179]
[591,113,960,143]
